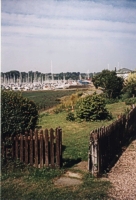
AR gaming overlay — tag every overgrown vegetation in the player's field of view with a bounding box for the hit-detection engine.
[125,97,136,105]
[22,90,77,111]
[1,90,38,142]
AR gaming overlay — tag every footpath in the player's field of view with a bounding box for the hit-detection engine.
[107,135,136,200]
[54,135,136,200]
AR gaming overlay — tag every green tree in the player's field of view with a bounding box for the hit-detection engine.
[123,73,136,97]
[92,70,123,98]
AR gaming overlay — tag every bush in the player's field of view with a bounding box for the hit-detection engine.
[1,90,38,142]
[66,112,75,121]
[53,105,64,114]
[75,94,112,121]
[125,97,136,105]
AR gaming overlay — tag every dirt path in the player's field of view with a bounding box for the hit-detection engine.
[108,136,136,200]
[54,137,136,200]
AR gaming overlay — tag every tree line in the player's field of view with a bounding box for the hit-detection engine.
[1,70,96,81]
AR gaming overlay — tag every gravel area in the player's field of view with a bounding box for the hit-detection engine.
[108,136,136,200]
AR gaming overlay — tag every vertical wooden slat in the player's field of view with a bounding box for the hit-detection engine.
[20,134,23,162]
[40,130,43,168]
[50,128,55,168]
[45,129,49,167]
[35,129,38,168]
[25,132,28,164]
[59,128,62,167]
[30,130,33,166]
[1,142,4,158]
[97,131,100,174]
[11,137,15,158]
[15,135,18,159]
[55,128,60,167]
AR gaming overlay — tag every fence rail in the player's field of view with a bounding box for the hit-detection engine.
[88,106,136,176]
[2,128,62,168]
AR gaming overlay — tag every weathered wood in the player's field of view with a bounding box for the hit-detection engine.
[50,128,55,168]
[35,129,38,168]
[30,130,33,166]
[88,106,136,176]
[12,138,15,158]
[15,135,18,159]
[40,130,43,168]
[1,127,63,169]
[25,132,28,164]
[55,128,60,167]
[59,128,62,167]
[20,134,23,162]
[45,129,49,167]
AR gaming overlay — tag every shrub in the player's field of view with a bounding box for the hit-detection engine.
[66,112,75,121]
[53,105,64,114]
[125,97,136,105]
[75,93,112,121]
[1,90,38,142]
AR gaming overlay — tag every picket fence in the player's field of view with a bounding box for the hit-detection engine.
[2,128,62,168]
[88,106,136,176]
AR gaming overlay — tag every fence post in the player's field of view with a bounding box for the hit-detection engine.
[88,131,93,171]
[59,128,62,167]
[20,134,23,162]
[40,130,43,168]
[93,132,98,176]
[25,132,28,165]
[45,129,49,167]
[35,129,38,168]
[30,130,33,166]
[15,135,18,159]
[50,128,55,168]
[55,128,60,168]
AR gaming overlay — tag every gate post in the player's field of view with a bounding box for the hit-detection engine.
[88,131,98,177]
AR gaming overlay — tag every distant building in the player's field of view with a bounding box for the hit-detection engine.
[116,68,134,79]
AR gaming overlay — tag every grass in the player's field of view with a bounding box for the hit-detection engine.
[1,160,111,200]
[1,93,129,199]
[22,90,77,110]
[38,101,129,162]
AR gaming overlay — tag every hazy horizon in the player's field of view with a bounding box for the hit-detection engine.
[1,0,136,73]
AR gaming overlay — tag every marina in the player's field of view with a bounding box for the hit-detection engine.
[1,72,91,91]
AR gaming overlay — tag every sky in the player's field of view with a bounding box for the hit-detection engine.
[1,0,136,73]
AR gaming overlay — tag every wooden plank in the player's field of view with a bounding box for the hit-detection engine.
[35,129,38,168]
[20,134,23,162]
[55,128,60,167]
[59,128,62,167]
[30,130,33,166]
[12,138,15,158]
[45,129,49,167]
[40,130,43,168]
[50,128,55,168]
[25,132,28,164]
[15,135,18,159]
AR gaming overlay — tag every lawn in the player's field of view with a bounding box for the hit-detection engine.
[1,92,129,200]
[38,101,128,162]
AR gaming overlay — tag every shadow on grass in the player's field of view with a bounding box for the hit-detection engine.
[62,158,82,168]
[61,145,82,168]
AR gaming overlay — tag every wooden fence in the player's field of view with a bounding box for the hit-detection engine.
[88,105,136,176]
[2,128,62,168]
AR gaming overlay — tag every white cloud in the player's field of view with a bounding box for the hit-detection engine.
[1,0,136,73]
